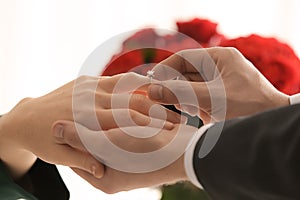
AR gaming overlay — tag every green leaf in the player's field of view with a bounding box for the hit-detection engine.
[160,182,210,200]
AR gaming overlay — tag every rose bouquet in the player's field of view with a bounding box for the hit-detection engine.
[220,34,300,95]
[103,17,300,95]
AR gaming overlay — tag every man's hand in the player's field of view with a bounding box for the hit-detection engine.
[147,47,290,124]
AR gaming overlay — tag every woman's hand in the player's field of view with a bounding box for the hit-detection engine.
[0,73,181,179]
[51,120,196,194]
[147,47,290,124]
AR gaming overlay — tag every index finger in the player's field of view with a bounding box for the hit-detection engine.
[153,49,217,82]
[98,72,152,93]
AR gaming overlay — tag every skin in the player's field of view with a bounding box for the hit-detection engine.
[0,73,180,180]
[52,120,190,194]
[148,47,290,124]
[51,47,291,194]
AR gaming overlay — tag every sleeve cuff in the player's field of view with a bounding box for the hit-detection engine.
[289,93,300,105]
[184,123,214,189]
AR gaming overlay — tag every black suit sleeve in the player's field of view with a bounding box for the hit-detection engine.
[24,159,70,200]
[193,104,300,200]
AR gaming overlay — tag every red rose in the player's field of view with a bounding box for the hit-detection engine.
[103,21,300,95]
[103,29,201,76]
[153,33,201,63]
[220,34,300,95]
[176,18,224,46]
[102,49,144,76]
[122,28,159,49]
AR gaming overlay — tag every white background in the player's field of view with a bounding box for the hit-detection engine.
[0,0,300,199]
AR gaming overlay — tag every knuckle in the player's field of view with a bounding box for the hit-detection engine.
[129,110,147,125]
[178,49,194,57]
[75,77,98,92]
[170,81,189,96]
[227,46,240,54]
[129,109,138,121]
[131,94,147,106]
[222,47,241,58]
[95,90,108,101]
[77,75,92,82]
[125,72,138,79]
[177,49,187,56]
[177,49,192,61]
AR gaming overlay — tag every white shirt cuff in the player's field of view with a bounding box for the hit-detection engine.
[289,93,300,105]
[184,123,214,189]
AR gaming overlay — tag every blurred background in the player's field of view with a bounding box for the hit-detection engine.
[0,0,299,199]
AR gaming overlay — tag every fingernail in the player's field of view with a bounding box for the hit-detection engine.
[149,84,163,100]
[91,164,103,179]
[54,124,64,138]
[91,165,97,177]
[164,121,174,130]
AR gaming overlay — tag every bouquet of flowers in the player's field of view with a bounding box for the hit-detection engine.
[102,18,300,200]
[103,18,300,95]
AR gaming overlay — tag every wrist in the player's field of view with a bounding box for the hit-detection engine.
[0,98,33,148]
[0,98,37,180]
[260,90,290,113]
[173,155,188,181]
[0,99,34,145]
[289,93,300,105]
[0,112,14,147]
[273,92,290,108]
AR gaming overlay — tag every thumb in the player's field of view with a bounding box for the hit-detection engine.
[52,120,104,178]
